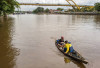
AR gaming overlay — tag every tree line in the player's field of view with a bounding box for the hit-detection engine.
[33,7,63,13]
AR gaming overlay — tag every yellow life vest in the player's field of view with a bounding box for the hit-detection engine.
[64,43,72,53]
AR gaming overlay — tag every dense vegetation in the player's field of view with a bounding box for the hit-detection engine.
[0,0,19,17]
[45,8,49,13]
[94,3,100,12]
[33,7,64,13]
[81,7,94,12]
[33,7,53,13]
[57,8,64,11]
[67,3,100,12]
[33,7,44,13]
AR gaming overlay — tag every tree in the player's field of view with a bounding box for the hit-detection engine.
[57,8,63,11]
[89,7,95,12]
[45,8,49,13]
[94,3,100,12]
[80,7,94,12]
[74,8,81,12]
[33,7,44,13]
[67,9,74,12]
[0,0,19,17]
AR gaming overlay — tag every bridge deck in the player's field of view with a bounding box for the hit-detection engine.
[19,3,94,7]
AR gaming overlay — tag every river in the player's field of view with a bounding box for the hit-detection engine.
[0,14,100,68]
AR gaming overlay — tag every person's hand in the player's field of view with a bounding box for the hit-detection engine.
[65,52,68,54]
[58,44,61,46]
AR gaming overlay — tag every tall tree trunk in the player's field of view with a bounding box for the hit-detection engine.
[3,11,7,17]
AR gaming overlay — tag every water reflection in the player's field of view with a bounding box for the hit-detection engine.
[0,17,20,68]
[94,15,100,23]
[0,14,100,68]
[64,57,71,63]
[64,57,86,68]
[94,15,100,29]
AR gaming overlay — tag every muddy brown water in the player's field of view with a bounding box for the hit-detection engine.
[0,14,100,68]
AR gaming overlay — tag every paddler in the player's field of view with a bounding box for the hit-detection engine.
[56,36,65,47]
[64,40,74,54]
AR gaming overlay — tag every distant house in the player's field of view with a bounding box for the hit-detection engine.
[49,9,62,13]
[54,10,61,13]
[49,9,54,14]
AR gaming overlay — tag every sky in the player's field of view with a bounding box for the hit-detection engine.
[16,0,100,11]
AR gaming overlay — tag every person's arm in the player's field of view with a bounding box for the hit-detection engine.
[58,44,61,46]
[61,43,65,47]
[65,45,69,53]
[61,42,64,44]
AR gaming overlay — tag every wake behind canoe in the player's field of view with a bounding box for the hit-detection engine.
[55,40,88,64]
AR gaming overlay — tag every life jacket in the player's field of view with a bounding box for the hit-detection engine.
[64,43,70,53]
[69,44,74,53]
[64,43,74,53]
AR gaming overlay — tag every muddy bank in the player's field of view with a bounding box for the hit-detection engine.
[55,12,100,15]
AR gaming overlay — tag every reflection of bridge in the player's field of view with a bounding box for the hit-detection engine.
[19,3,94,7]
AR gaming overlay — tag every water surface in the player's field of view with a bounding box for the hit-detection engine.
[0,14,100,68]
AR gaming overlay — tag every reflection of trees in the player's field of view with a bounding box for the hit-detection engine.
[94,15,100,28]
[64,57,86,68]
[94,15,100,23]
[0,17,20,68]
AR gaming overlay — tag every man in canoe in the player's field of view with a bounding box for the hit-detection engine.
[64,40,74,54]
[56,36,65,47]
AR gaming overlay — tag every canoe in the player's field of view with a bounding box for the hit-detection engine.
[55,40,88,64]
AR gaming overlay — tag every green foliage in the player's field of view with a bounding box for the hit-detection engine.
[57,8,63,11]
[74,8,81,12]
[80,7,94,12]
[45,8,49,13]
[89,7,95,12]
[67,9,74,12]
[33,7,44,13]
[0,0,19,16]
[33,7,50,14]
[67,7,95,12]
[94,3,100,12]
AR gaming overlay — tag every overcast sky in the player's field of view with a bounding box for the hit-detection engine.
[16,0,100,11]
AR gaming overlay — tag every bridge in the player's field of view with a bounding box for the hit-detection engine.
[18,0,94,10]
[19,3,94,7]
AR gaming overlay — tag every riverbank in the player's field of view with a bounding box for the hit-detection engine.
[12,12,100,15]
[55,12,100,15]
